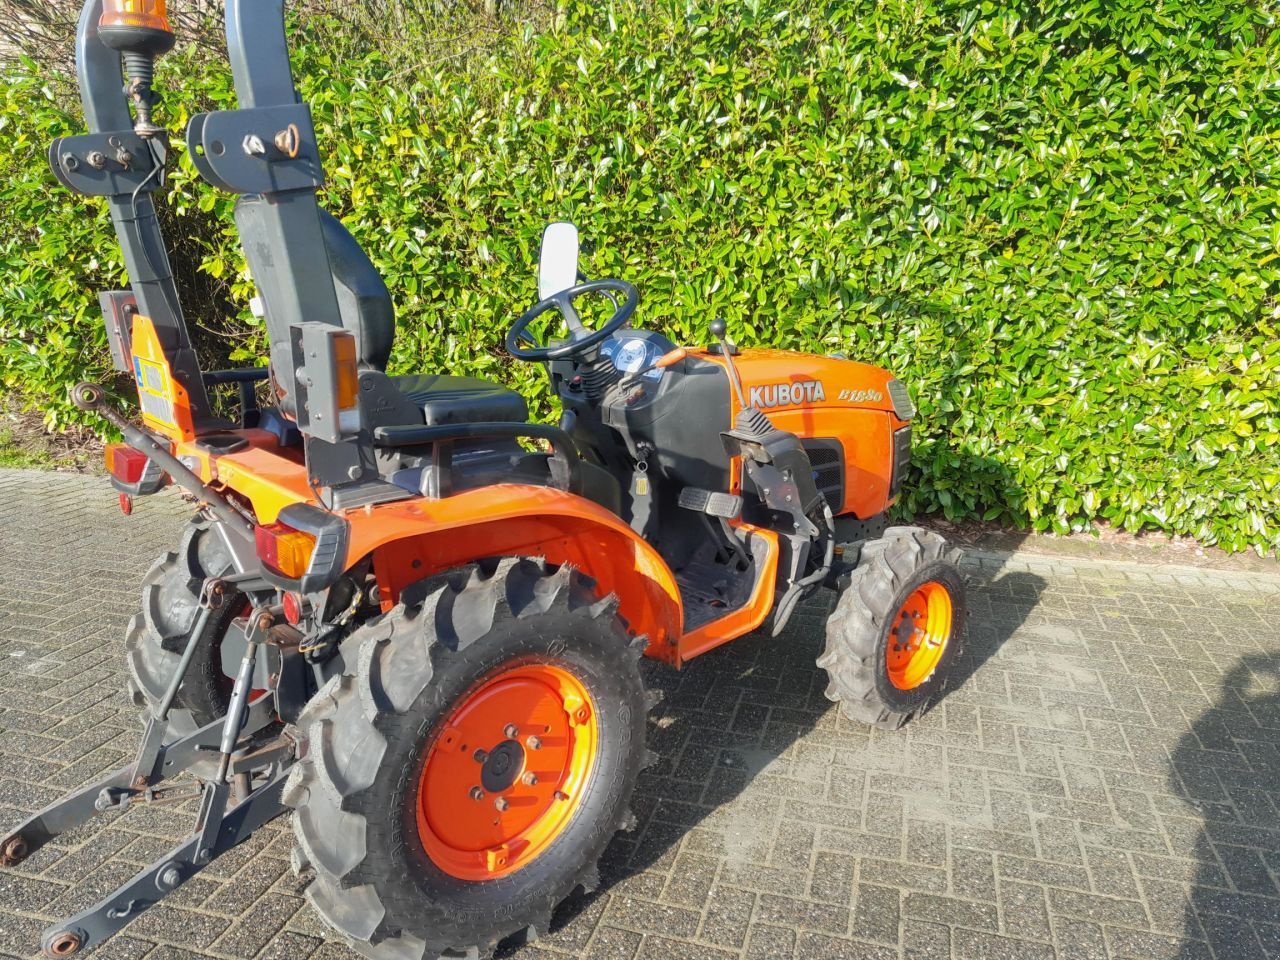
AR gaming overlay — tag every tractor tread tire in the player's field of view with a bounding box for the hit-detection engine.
[819,526,966,730]
[285,558,650,960]
[124,517,237,750]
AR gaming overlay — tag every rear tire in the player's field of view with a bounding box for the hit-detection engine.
[284,558,651,960]
[124,518,240,740]
[819,527,966,730]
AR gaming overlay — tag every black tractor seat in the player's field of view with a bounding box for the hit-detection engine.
[313,210,527,429]
[391,374,528,426]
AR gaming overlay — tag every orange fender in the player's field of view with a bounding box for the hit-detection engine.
[345,485,684,659]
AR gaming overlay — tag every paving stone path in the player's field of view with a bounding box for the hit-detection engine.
[1,468,1277,960]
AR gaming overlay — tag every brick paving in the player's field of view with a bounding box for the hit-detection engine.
[1,466,1278,960]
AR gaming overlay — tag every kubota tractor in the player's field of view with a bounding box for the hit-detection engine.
[1,2,968,958]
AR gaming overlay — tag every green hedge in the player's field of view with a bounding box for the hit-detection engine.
[2,0,1278,552]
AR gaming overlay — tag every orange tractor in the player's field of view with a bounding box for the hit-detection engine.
[1,1,967,957]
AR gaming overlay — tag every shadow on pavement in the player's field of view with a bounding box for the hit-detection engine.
[510,561,1046,955]
[947,568,1046,694]
[1172,652,1280,960]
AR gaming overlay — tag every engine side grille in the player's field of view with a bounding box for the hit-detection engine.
[802,438,844,513]
[889,425,912,498]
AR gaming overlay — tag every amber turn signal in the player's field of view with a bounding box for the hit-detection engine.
[255,523,317,580]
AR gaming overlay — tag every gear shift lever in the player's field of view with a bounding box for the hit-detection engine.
[709,318,747,409]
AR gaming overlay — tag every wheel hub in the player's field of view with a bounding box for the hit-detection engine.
[885,581,954,691]
[479,739,525,793]
[416,662,598,881]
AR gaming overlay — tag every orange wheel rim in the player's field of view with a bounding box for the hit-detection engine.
[885,581,953,691]
[416,662,598,881]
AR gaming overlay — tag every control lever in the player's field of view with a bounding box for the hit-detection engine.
[621,346,689,395]
[709,318,747,409]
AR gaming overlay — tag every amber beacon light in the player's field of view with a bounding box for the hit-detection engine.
[98,0,175,137]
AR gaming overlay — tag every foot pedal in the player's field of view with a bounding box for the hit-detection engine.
[678,487,742,519]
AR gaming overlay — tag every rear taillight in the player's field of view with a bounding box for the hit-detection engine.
[105,443,150,484]
[255,523,317,579]
[281,591,304,625]
[255,503,351,592]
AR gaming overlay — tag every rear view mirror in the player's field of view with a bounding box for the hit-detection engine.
[538,222,579,300]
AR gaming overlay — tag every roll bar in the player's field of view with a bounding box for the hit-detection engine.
[70,0,212,425]
[69,0,342,417]
[62,0,396,497]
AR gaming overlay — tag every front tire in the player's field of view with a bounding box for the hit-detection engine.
[819,527,967,730]
[285,558,651,959]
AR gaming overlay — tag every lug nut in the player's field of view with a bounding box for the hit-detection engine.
[469,786,484,801]
[554,790,569,801]
[494,797,509,812]
[521,772,538,786]
[504,724,519,738]
[526,735,542,751]
[473,748,488,764]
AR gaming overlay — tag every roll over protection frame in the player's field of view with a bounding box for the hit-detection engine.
[61,0,389,492]
[57,0,213,426]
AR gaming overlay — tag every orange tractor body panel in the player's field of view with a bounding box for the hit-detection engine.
[173,438,309,524]
[128,315,196,443]
[694,347,909,519]
[674,523,780,662]
[175,432,791,667]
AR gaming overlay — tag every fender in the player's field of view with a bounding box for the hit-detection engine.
[344,484,684,658]
[176,438,684,655]
[182,439,778,665]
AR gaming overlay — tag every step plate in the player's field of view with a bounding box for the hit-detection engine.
[678,487,743,519]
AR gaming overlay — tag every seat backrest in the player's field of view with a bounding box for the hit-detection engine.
[319,209,395,370]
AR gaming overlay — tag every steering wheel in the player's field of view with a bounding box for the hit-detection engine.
[506,279,639,362]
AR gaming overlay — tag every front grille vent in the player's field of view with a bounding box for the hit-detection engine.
[889,425,912,497]
[802,438,844,513]
[886,379,916,420]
